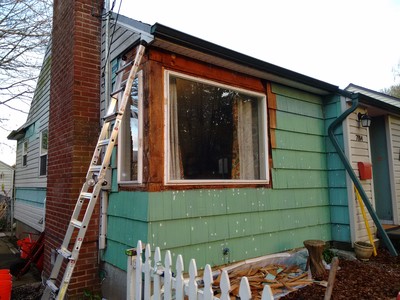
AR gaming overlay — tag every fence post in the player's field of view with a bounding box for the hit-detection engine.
[135,241,143,300]
[126,241,143,300]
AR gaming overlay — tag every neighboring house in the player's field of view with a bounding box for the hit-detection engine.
[27,3,399,297]
[0,160,14,198]
[342,84,400,242]
[7,43,51,235]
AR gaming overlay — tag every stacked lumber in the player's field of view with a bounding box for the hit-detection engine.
[212,264,313,299]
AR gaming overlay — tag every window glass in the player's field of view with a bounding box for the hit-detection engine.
[22,141,28,167]
[118,69,143,183]
[167,72,268,183]
[39,130,48,176]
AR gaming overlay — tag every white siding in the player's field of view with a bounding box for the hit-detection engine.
[14,201,44,232]
[388,115,400,224]
[347,107,376,243]
[0,161,14,198]
[14,44,51,189]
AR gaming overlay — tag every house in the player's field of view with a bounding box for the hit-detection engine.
[7,43,51,235]
[14,1,398,298]
[0,160,14,198]
[343,84,400,238]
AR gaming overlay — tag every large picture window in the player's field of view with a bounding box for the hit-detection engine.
[165,71,269,184]
[117,69,143,184]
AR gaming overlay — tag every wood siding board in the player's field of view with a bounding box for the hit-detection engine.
[276,111,325,136]
[271,169,328,189]
[271,83,321,104]
[108,191,149,221]
[329,188,348,206]
[106,216,148,245]
[272,149,326,170]
[331,224,351,242]
[276,95,324,119]
[274,130,326,152]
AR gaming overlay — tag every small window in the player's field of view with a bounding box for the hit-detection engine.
[39,130,48,176]
[117,70,143,184]
[165,71,269,184]
[22,141,28,167]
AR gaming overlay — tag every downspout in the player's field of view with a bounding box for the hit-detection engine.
[327,94,398,256]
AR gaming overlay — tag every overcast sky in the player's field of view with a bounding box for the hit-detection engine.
[1,0,399,166]
[119,0,400,90]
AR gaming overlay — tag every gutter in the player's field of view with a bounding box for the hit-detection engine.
[327,94,398,256]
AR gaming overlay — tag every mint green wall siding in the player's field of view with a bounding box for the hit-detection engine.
[104,83,333,271]
[324,95,350,242]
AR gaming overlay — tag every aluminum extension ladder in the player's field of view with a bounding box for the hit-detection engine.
[41,43,146,300]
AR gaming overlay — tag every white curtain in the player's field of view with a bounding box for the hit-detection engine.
[237,99,255,179]
[169,79,182,179]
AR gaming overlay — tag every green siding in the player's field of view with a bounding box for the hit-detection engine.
[104,83,338,270]
[323,95,351,242]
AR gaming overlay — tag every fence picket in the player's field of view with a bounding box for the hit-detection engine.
[153,247,162,300]
[219,270,231,300]
[144,244,152,300]
[188,259,198,300]
[261,285,274,300]
[175,255,185,300]
[164,250,173,300]
[203,265,214,299]
[135,241,143,300]
[238,277,252,300]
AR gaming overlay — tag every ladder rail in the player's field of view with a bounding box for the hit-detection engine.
[42,43,146,300]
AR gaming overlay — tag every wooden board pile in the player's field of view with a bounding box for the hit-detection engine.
[212,264,313,299]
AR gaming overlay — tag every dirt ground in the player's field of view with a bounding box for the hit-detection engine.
[281,247,400,300]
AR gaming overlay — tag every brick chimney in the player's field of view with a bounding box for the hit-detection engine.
[45,0,103,297]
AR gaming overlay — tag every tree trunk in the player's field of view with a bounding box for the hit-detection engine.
[304,240,326,278]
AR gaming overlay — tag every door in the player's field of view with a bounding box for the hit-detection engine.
[369,116,393,222]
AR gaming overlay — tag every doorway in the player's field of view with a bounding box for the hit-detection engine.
[369,116,393,223]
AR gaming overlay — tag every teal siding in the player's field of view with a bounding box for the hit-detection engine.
[323,95,350,242]
[15,187,46,207]
[104,83,335,270]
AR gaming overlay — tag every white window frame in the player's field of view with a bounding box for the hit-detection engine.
[22,140,28,167]
[164,70,269,185]
[117,70,143,185]
[39,129,48,176]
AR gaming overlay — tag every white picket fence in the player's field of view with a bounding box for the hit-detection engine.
[127,240,275,300]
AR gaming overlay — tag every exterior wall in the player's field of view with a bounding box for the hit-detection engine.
[45,0,102,297]
[346,107,375,243]
[388,115,400,224]
[10,44,51,233]
[0,161,14,198]
[324,95,351,242]
[103,77,332,272]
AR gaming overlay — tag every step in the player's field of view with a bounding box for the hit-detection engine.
[57,247,72,260]
[46,280,59,293]
[70,219,82,229]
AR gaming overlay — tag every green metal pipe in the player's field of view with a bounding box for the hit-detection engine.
[327,94,398,256]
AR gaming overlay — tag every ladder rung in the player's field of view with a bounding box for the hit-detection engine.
[110,85,125,97]
[46,279,59,293]
[90,166,102,173]
[98,139,110,147]
[71,219,82,229]
[115,60,134,75]
[57,247,73,260]
[80,192,93,200]
[103,112,119,123]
